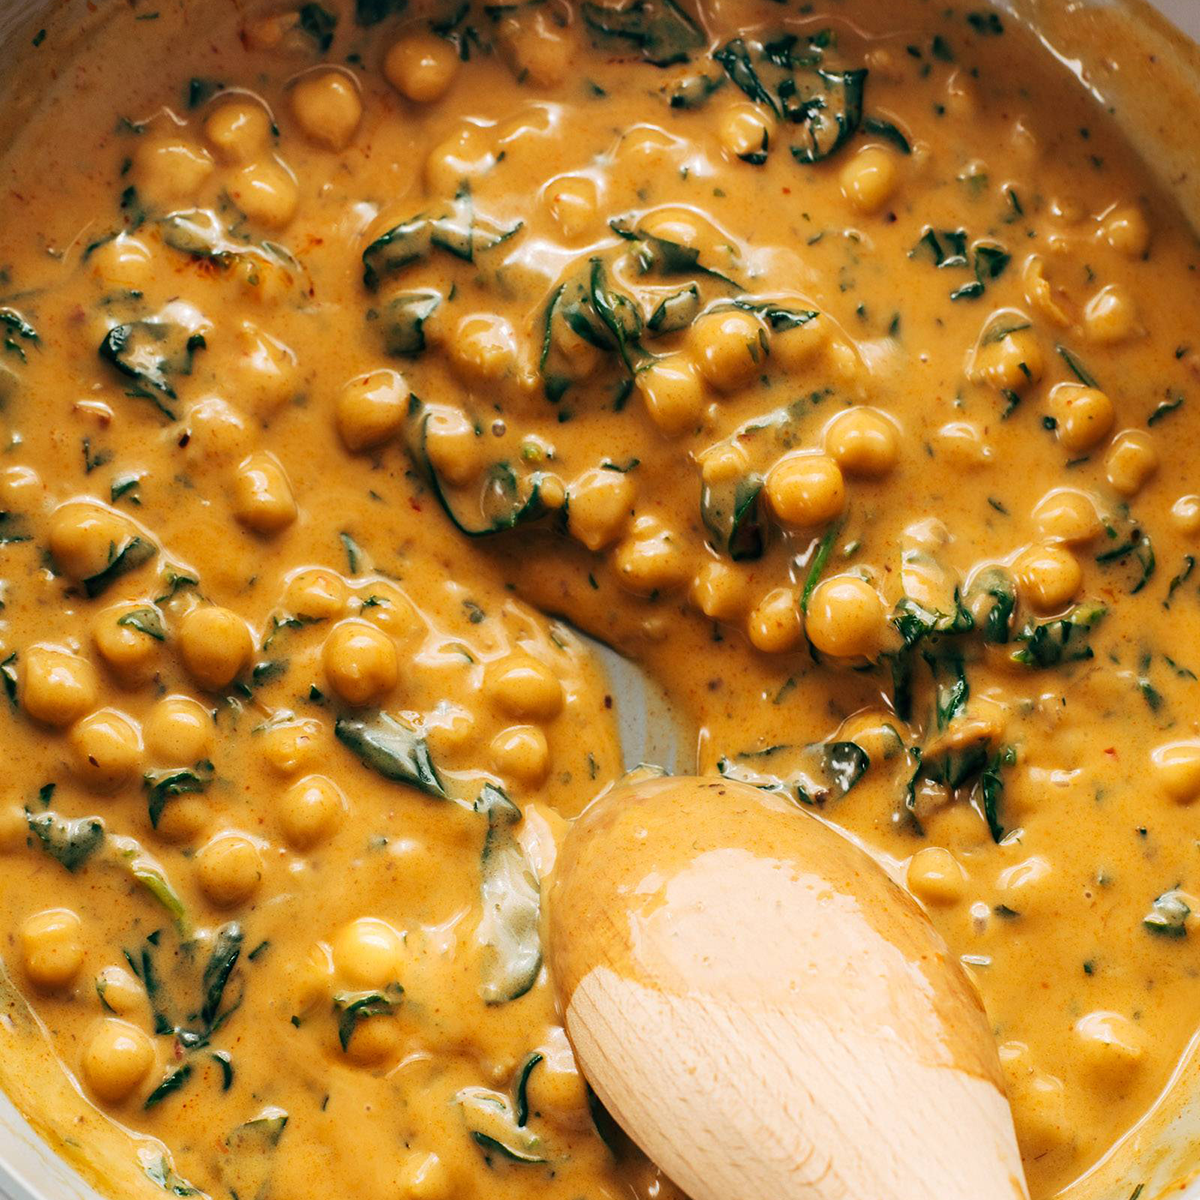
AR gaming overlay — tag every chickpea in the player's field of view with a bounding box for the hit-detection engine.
[611,516,691,597]
[21,646,98,728]
[356,583,420,636]
[746,587,803,654]
[227,160,299,229]
[771,317,828,373]
[1073,1011,1146,1085]
[525,1067,589,1134]
[691,559,751,622]
[95,965,144,1015]
[178,606,252,691]
[0,804,27,853]
[765,453,845,528]
[424,124,494,195]
[231,322,298,417]
[397,1151,457,1200]
[934,421,990,469]
[699,441,750,488]
[291,71,362,150]
[688,309,766,392]
[278,774,345,848]
[92,603,162,683]
[1046,384,1114,453]
[259,717,323,775]
[48,501,140,582]
[185,395,254,467]
[486,653,562,720]
[906,847,967,905]
[196,832,263,907]
[806,576,886,659]
[566,466,635,552]
[285,568,350,621]
[343,1011,402,1065]
[1105,430,1158,497]
[1101,204,1151,258]
[323,621,398,705]
[1004,1064,1069,1159]
[1172,494,1200,535]
[1150,740,1200,803]
[336,369,407,452]
[384,31,459,102]
[81,1019,154,1103]
[21,909,84,990]
[88,235,154,289]
[824,408,899,478]
[1031,488,1101,544]
[617,124,677,168]
[144,695,213,764]
[637,354,705,437]
[449,313,518,384]
[717,104,770,161]
[995,855,1054,913]
[0,463,41,504]
[134,138,214,205]
[231,453,297,534]
[424,409,482,487]
[490,725,550,785]
[839,145,898,214]
[70,709,142,792]
[970,328,1044,392]
[155,796,211,845]
[204,100,272,162]
[333,917,403,988]
[1083,284,1139,343]
[496,7,575,87]
[1014,544,1081,613]
[546,175,598,239]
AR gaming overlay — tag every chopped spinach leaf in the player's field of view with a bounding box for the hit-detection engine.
[1013,602,1105,667]
[409,403,549,536]
[336,710,447,797]
[457,1086,547,1164]
[700,473,765,561]
[476,783,542,1003]
[1144,890,1190,938]
[862,115,911,154]
[718,739,869,808]
[979,745,1016,842]
[145,1064,192,1109]
[581,0,705,66]
[333,984,402,1050]
[1095,529,1155,594]
[1166,555,1195,607]
[26,810,105,872]
[1056,343,1100,389]
[82,535,157,598]
[298,2,337,50]
[355,0,408,24]
[118,605,165,641]
[798,519,843,613]
[1148,394,1184,425]
[143,762,213,828]
[362,186,522,289]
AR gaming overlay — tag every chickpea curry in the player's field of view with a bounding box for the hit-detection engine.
[0,0,1198,1197]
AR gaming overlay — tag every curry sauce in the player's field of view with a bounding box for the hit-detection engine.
[0,0,1198,1197]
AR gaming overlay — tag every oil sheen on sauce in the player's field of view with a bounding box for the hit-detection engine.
[0,0,1197,1198]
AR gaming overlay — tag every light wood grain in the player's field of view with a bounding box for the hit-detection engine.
[549,775,1029,1200]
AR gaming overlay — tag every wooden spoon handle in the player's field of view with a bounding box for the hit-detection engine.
[569,965,1029,1200]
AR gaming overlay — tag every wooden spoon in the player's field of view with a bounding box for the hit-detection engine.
[548,773,1029,1200]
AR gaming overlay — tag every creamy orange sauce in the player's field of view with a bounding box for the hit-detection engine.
[0,0,1199,1197]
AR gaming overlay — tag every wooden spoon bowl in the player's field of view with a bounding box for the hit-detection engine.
[548,774,1028,1200]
